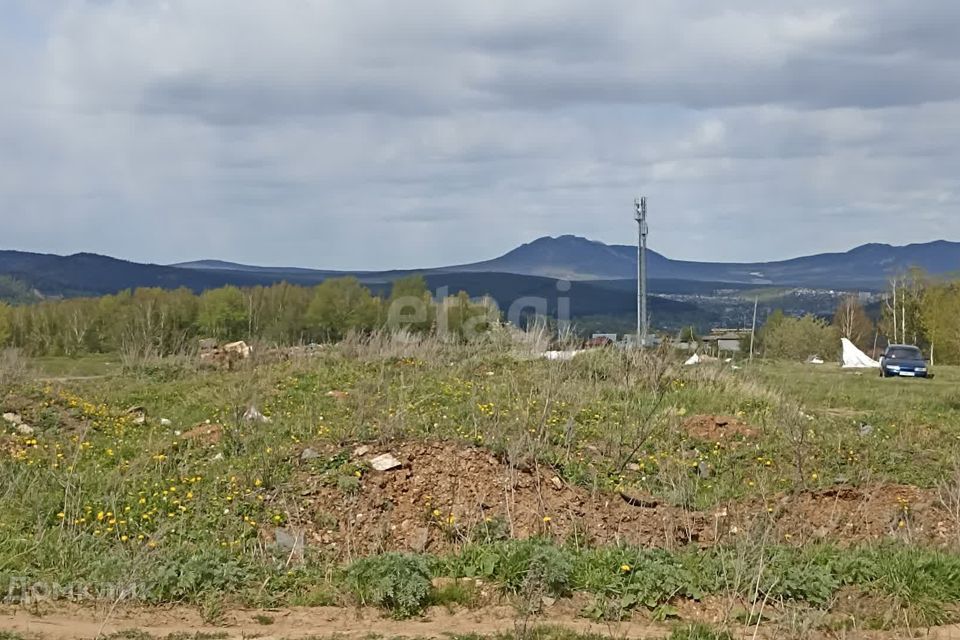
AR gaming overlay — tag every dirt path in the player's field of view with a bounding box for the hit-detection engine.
[0,604,668,639]
[4,604,960,640]
[35,375,113,383]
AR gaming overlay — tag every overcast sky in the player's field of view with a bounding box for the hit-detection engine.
[2,1,959,270]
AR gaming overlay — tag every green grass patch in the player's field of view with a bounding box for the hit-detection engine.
[3,347,960,630]
[31,353,121,378]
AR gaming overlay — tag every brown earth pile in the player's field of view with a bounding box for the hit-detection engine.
[279,441,955,557]
[682,414,758,440]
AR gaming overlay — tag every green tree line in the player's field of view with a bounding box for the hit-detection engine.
[0,276,498,357]
[754,268,960,365]
[757,296,880,362]
[879,268,960,365]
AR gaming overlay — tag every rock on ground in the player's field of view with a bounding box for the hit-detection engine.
[369,453,402,471]
[300,448,321,461]
[243,406,272,424]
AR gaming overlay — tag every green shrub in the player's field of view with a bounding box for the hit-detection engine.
[525,545,575,598]
[336,474,361,495]
[345,552,432,618]
[575,547,710,619]
[760,313,839,361]
[448,540,574,598]
[147,547,254,603]
[760,547,839,606]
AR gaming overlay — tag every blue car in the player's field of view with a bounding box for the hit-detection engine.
[879,344,930,378]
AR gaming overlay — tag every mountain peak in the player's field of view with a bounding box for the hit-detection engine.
[4,236,960,297]
[451,236,960,287]
[525,234,595,246]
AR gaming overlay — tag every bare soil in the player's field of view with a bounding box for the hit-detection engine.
[681,414,758,440]
[2,392,87,434]
[179,422,224,445]
[3,603,960,640]
[770,484,950,544]
[0,602,677,639]
[282,441,956,557]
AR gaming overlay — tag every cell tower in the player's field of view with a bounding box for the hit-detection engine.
[634,196,648,346]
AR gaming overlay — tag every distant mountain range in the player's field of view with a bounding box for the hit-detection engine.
[0,248,723,329]
[449,235,960,286]
[174,235,960,289]
[3,236,959,330]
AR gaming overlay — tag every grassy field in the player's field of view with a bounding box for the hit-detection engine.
[2,338,960,639]
[30,353,122,378]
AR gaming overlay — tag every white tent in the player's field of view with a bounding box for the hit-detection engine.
[841,338,880,369]
[684,353,702,366]
[541,350,583,361]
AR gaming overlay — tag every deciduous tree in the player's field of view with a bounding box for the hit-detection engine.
[306,277,381,341]
[832,295,875,351]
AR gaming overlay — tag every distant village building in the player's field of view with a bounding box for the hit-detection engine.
[700,329,747,355]
[622,333,662,347]
[586,334,615,347]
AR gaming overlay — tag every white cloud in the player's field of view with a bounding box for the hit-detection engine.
[1,0,959,268]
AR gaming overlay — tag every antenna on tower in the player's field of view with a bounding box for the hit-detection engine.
[634,196,649,347]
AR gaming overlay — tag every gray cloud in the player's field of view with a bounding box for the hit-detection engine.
[1,0,960,269]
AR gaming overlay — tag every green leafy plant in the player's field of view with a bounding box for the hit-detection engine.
[345,552,432,618]
[336,474,361,495]
[148,548,254,604]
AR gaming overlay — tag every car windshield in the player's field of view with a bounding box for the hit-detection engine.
[887,347,923,360]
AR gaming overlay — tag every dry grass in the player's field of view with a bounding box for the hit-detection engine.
[937,462,960,549]
[0,347,28,387]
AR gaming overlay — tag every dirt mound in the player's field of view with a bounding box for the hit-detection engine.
[287,441,717,556]
[0,392,87,435]
[179,422,223,445]
[682,414,757,440]
[280,442,955,557]
[770,484,952,544]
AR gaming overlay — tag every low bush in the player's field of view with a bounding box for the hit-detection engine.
[443,539,575,598]
[345,552,432,618]
[148,547,255,603]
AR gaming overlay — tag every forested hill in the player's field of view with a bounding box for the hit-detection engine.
[0,250,719,329]
[0,250,280,297]
[7,235,959,299]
